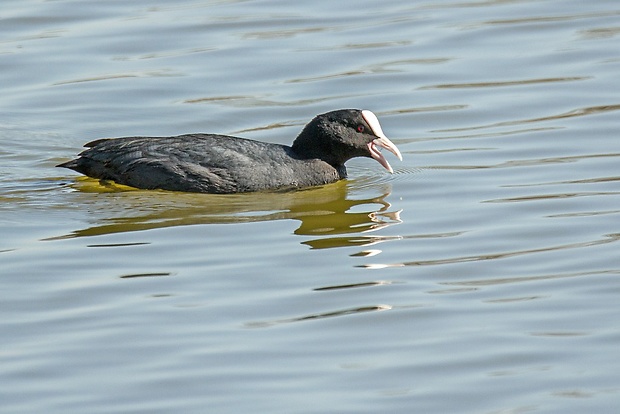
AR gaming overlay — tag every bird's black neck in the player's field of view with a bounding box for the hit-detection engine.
[291,123,338,164]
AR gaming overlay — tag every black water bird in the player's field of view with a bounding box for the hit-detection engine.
[57,109,402,194]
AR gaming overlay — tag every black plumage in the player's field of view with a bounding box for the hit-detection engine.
[57,109,402,194]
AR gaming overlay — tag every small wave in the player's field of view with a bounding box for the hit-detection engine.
[244,304,393,328]
[348,164,425,189]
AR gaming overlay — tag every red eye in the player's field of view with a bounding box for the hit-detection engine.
[357,125,365,133]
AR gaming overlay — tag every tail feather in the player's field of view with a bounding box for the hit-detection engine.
[57,155,115,182]
[56,159,80,170]
[57,138,111,171]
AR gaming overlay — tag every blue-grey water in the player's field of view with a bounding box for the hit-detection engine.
[2,1,619,413]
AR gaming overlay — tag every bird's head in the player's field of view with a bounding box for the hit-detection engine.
[292,109,402,173]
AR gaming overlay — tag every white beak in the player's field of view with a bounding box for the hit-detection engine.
[362,110,403,173]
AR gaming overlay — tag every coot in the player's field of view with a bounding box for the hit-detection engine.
[57,109,402,194]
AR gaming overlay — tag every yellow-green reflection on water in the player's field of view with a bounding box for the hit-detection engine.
[50,177,401,247]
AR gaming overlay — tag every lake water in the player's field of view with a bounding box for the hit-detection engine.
[1,0,619,413]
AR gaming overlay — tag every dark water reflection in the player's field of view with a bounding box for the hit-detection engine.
[245,304,394,328]
[50,178,401,248]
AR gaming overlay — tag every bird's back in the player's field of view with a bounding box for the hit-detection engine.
[58,134,342,193]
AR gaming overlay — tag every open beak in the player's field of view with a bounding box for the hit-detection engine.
[367,136,402,174]
[361,109,403,173]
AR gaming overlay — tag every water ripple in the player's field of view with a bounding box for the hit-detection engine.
[459,10,620,29]
[313,280,396,291]
[52,70,181,86]
[426,152,620,170]
[436,104,620,133]
[420,76,590,90]
[484,191,620,204]
[441,269,620,287]
[244,304,393,328]
[358,233,620,269]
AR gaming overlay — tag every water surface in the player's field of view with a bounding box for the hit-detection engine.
[2,0,620,413]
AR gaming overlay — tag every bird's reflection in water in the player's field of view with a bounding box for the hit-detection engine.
[51,177,402,249]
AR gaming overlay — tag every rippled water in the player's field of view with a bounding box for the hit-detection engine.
[2,0,620,413]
